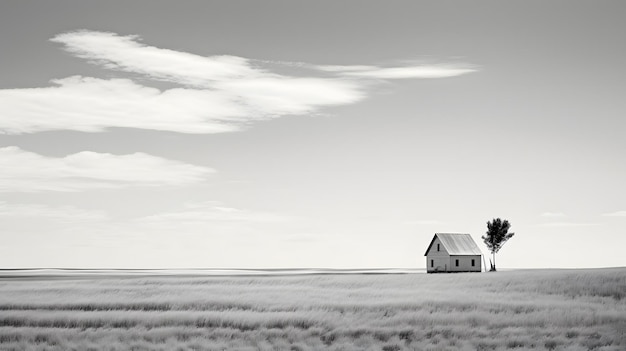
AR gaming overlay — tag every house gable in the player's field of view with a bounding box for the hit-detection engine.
[424,235,449,257]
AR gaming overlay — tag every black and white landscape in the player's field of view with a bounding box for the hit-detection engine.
[0,1,625,350]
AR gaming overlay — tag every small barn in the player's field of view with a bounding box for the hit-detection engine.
[424,233,482,273]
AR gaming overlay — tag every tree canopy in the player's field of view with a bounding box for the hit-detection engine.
[482,218,515,271]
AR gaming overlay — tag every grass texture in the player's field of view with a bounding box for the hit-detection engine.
[0,268,624,350]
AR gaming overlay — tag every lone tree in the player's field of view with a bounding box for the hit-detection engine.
[482,218,515,271]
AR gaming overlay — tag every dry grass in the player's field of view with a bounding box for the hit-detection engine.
[0,268,624,350]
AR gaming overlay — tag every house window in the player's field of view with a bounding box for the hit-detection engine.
[455,259,459,267]
[431,260,434,268]
[471,259,475,267]
[437,244,440,251]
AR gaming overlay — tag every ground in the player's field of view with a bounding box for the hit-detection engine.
[0,268,624,350]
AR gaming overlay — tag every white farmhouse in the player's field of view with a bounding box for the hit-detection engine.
[424,233,482,273]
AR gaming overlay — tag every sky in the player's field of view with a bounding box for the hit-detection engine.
[1,0,625,269]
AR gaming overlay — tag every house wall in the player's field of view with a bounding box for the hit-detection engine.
[426,256,450,272]
[447,255,482,272]
[426,236,451,272]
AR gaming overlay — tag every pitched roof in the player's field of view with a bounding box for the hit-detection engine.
[424,233,483,256]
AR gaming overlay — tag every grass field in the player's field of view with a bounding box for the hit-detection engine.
[0,268,624,350]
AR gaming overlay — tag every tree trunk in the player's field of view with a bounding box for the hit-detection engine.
[492,252,496,271]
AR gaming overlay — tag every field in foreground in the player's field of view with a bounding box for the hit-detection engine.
[0,268,624,351]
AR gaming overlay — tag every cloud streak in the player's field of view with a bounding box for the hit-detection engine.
[129,202,298,239]
[602,211,626,217]
[540,212,567,218]
[51,31,263,86]
[136,201,293,224]
[538,222,602,228]
[0,201,108,222]
[316,64,476,79]
[0,146,213,192]
[0,76,248,134]
[0,30,476,135]
[404,219,445,225]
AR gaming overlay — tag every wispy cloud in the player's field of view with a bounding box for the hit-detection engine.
[0,201,108,222]
[317,64,477,79]
[1,201,293,239]
[404,219,445,225]
[538,222,602,228]
[0,146,213,192]
[51,30,364,122]
[314,65,380,72]
[131,202,296,239]
[136,201,292,224]
[51,31,263,86]
[602,210,626,217]
[0,30,476,135]
[0,76,247,134]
